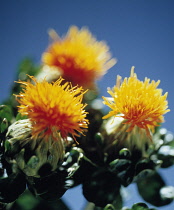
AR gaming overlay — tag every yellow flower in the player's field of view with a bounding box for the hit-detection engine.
[16,76,89,142]
[103,67,170,136]
[42,26,116,88]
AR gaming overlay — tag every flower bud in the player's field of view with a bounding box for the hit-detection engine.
[5,119,65,177]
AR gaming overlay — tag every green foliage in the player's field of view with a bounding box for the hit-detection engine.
[27,170,68,202]
[122,202,157,210]
[0,105,13,133]
[6,190,70,210]
[83,169,121,207]
[137,172,173,206]
[104,204,115,210]
[17,58,41,79]
[109,158,133,186]
[0,172,26,203]
[12,58,41,96]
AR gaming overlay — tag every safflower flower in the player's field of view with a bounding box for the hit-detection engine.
[42,26,116,88]
[103,67,170,137]
[16,76,89,143]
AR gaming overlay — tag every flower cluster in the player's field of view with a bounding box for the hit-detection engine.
[14,27,170,157]
[1,25,173,210]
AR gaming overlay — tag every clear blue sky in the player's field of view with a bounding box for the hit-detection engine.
[1,1,174,209]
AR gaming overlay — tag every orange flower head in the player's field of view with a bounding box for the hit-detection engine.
[103,66,170,136]
[16,76,89,141]
[42,26,116,88]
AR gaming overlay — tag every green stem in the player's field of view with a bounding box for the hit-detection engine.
[83,155,99,168]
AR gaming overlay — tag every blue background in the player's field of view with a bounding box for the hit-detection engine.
[0,1,174,209]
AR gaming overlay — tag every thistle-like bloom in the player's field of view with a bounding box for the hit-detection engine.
[42,26,116,88]
[16,76,89,142]
[103,67,170,136]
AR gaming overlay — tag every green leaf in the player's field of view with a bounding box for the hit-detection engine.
[0,105,13,123]
[132,202,156,210]
[13,190,40,210]
[9,58,41,98]
[11,190,70,210]
[109,159,131,172]
[104,204,116,210]
[16,113,28,121]
[135,159,154,174]
[109,159,133,186]
[94,132,104,147]
[119,148,131,159]
[134,169,154,182]
[0,172,26,203]
[137,172,173,206]
[17,58,41,78]
[83,169,121,207]
[27,170,68,201]
[0,118,8,133]
[120,202,156,210]
[68,156,97,187]
[134,159,157,181]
